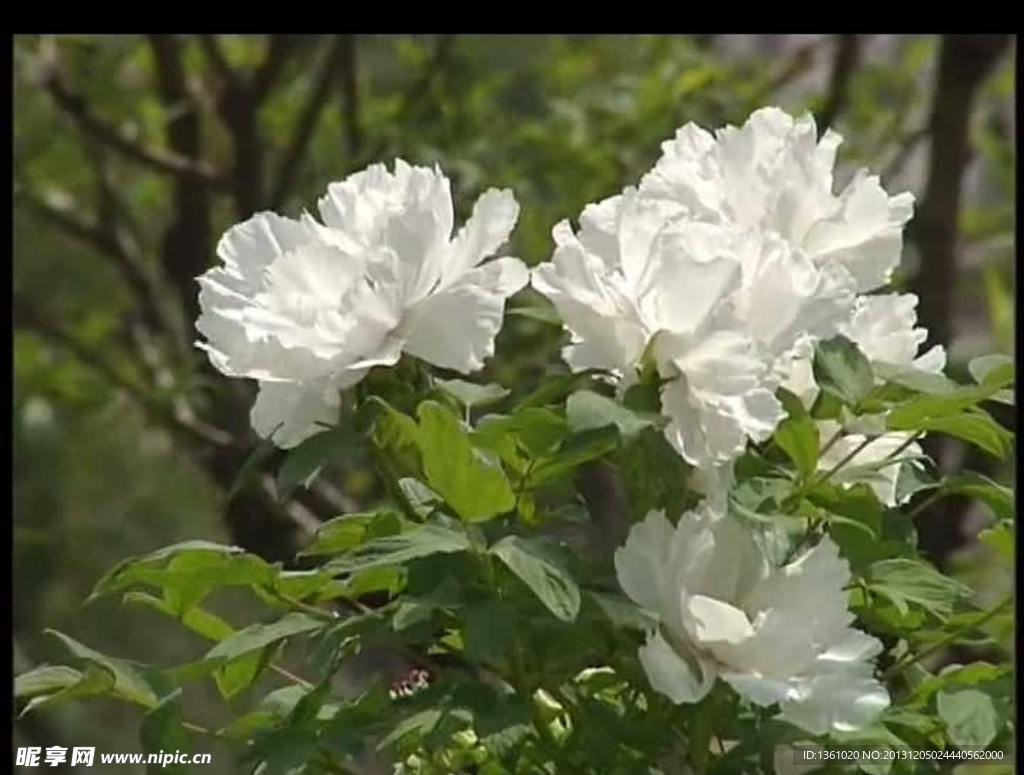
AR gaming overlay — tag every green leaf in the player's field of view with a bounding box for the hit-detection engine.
[589,592,656,632]
[490,537,580,622]
[379,709,444,750]
[417,401,515,522]
[887,384,1011,430]
[566,389,657,438]
[773,407,819,479]
[45,629,157,707]
[813,335,875,408]
[301,511,403,557]
[516,369,604,409]
[865,559,971,620]
[896,409,1013,458]
[463,600,517,664]
[227,435,277,501]
[14,665,83,700]
[476,407,568,457]
[874,361,958,394]
[20,664,116,716]
[435,378,510,409]
[942,472,1014,519]
[528,426,619,485]
[967,354,1013,388]
[937,689,999,749]
[276,427,352,501]
[506,304,562,326]
[90,541,274,613]
[327,523,472,575]
[978,522,1013,563]
[141,690,187,774]
[205,613,325,662]
[367,396,422,474]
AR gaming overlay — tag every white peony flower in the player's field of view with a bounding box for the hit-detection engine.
[196,160,527,448]
[531,190,785,467]
[640,107,915,294]
[615,505,889,735]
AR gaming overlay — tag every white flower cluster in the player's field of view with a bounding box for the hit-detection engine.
[533,107,939,733]
[195,107,940,738]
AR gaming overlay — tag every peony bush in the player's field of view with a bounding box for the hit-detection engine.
[15,108,1015,775]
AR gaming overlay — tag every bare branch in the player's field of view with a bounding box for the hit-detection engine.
[148,34,214,325]
[251,34,304,103]
[37,42,224,187]
[197,34,236,85]
[816,34,862,131]
[269,35,348,209]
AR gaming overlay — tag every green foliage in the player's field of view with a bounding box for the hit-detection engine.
[12,33,1015,775]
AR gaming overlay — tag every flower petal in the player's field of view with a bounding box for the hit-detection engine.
[401,257,528,373]
[250,380,348,449]
[638,630,716,705]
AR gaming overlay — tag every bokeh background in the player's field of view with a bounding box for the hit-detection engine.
[13,34,1015,771]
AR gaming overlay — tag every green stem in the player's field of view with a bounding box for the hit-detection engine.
[883,595,1011,680]
[688,691,716,774]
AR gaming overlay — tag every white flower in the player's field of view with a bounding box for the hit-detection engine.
[615,506,889,735]
[197,160,527,447]
[531,190,784,467]
[640,107,915,294]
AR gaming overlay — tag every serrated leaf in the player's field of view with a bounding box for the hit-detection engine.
[813,336,875,408]
[491,537,580,622]
[417,401,515,522]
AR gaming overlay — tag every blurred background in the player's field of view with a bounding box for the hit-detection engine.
[13,34,1015,771]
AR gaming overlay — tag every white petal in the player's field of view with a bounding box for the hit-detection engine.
[841,293,929,367]
[214,211,319,294]
[682,594,755,648]
[638,630,716,705]
[720,671,803,708]
[445,188,520,283]
[401,257,528,373]
[804,173,914,293]
[779,673,890,735]
[250,380,348,449]
[615,510,677,614]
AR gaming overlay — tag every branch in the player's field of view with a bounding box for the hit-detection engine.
[251,34,304,103]
[269,35,348,208]
[16,187,169,339]
[148,34,214,326]
[197,34,236,85]
[816,34,862,131]
[37,41,223,187]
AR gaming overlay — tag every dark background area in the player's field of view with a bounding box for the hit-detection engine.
[13,34,1015,770]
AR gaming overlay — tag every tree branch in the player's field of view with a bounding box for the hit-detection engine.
[148,34,214,326]
[340,35,362,158]
[816,34,862,131]
[37,40,223,187]
[269,35,349,209]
